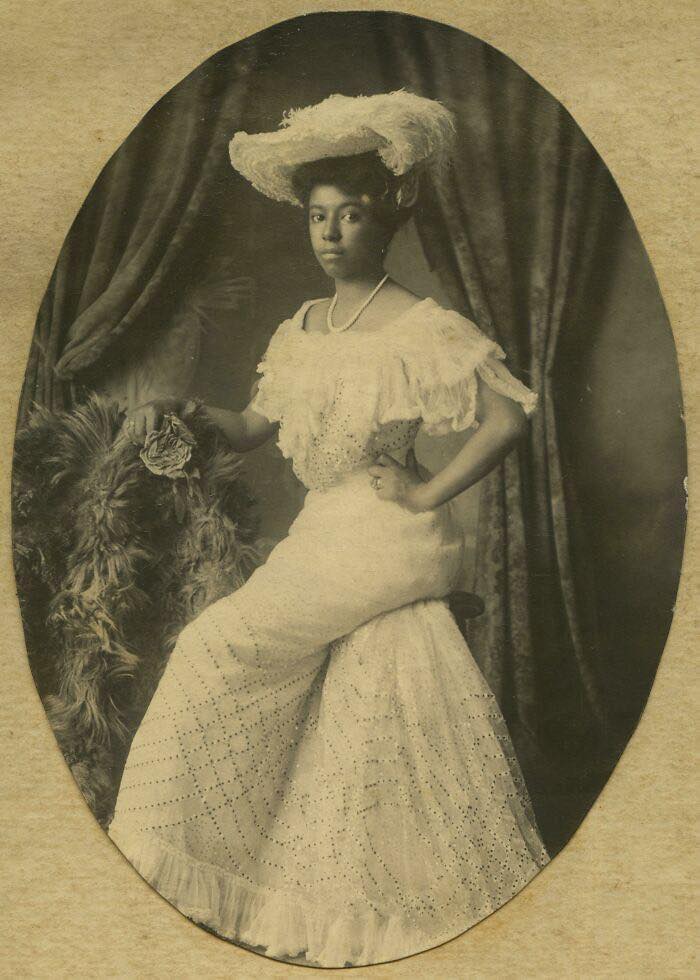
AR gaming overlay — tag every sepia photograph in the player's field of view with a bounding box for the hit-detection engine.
[8,7,689,972]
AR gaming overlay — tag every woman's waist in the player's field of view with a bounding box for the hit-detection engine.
[331,460,388,488]
[302,461,464,543]
[305,453,411,493]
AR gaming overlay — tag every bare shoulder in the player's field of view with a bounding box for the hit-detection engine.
[383,280,423,312]
[367,280,424,326]
[302,298,332,335]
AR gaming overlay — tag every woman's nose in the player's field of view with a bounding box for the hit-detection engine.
[322,219,341,240]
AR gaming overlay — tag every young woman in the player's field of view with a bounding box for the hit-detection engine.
[110,91,549,968]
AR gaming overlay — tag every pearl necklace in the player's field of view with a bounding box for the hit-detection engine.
[326,273,390,333]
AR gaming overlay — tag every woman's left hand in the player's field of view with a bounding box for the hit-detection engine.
[367,450,433,513]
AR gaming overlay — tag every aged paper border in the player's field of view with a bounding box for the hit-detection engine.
[1,2,696,976]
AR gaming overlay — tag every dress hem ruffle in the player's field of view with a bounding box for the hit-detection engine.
[108,822,543,968]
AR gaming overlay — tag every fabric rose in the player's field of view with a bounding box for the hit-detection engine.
[139,414,196,479]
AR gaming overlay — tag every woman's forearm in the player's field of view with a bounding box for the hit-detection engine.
[204,404,278,452]
[417,416,524,510]
[414,383,529,511]
[123,391,278,451]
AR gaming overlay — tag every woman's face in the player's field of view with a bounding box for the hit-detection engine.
[307,183,390,280]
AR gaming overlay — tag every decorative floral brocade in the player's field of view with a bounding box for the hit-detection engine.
[250,297,537,490]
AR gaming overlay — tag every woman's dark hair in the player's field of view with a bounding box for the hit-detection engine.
[291,151,416,235]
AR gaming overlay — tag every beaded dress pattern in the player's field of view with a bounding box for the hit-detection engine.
[108,296,548,968]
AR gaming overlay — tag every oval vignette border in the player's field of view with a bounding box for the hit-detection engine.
[0,2,696,979]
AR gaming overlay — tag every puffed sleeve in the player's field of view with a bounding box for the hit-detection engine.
[382,306,538,437]
[247,317,296,422]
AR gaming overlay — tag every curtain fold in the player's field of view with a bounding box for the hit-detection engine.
[18,39,260,423]
[376,16,628,850]
[17,11,677,856]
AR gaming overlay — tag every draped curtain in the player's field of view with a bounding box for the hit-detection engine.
[16,13,674,855]
[376,17,631,850]
[18,38,260,421]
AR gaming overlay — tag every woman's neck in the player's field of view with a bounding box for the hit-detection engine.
[332,269,388,307]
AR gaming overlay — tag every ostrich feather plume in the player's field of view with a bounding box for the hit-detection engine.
[229,89,458,205]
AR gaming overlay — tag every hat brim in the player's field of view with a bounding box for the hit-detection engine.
[229,90,457,206]
[229,129,389,206]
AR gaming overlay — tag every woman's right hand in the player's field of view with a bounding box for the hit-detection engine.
[122,396,181,445]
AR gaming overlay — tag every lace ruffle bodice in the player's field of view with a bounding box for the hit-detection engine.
[250,296,537,491]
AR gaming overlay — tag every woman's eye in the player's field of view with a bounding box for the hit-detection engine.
[342,212,360,222]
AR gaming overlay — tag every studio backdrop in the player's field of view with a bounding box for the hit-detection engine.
[14,11,685,863]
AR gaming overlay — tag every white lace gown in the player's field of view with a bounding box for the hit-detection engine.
[107,296,549,967]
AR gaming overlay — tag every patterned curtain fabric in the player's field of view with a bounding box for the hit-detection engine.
[18,39,260,422]
[376,16,630,852]
[16,12,680,856]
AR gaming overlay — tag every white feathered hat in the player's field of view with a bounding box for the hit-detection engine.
[228,89,457,206]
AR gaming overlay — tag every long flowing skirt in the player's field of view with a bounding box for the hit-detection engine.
[107,465,549,967]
